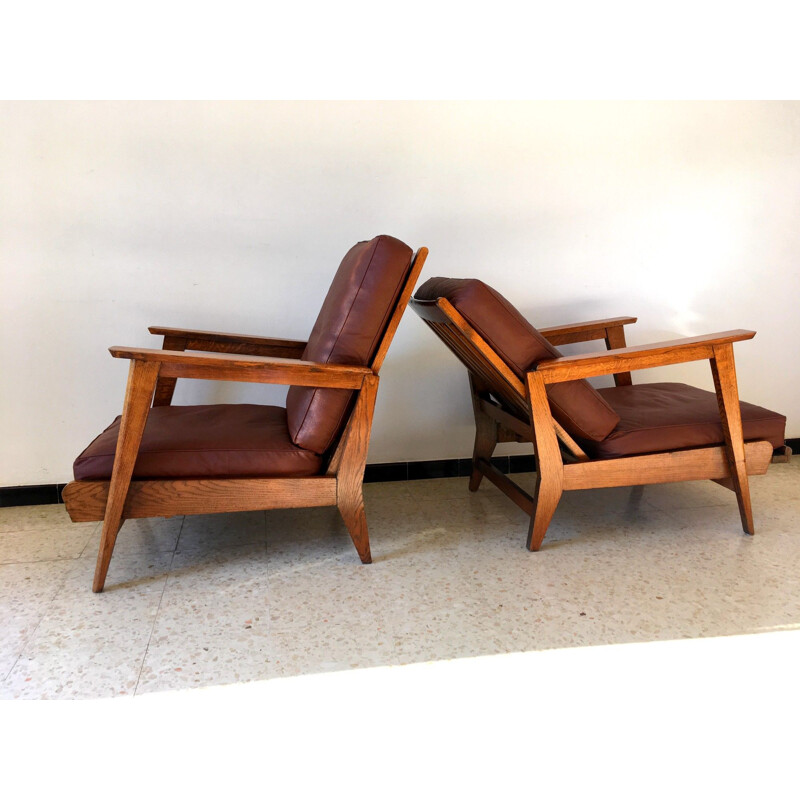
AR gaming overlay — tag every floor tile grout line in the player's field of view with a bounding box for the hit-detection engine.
[132,516,185,697]
[1,553,86,567]
[265,512,277,657]
[0,555,81,686]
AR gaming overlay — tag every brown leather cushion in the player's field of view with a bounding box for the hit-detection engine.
[586,382,786,459]
[414,277,620,442]
[73,405,322,480]
[286,235,413,454]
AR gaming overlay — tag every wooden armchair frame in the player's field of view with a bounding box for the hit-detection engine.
[410,296,783,551]
[65,247,428,591]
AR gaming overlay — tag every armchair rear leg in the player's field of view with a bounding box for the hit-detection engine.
[93,360,160,592]
[711,343,754,535]
[468,375,499,492]
[152,335,187,406]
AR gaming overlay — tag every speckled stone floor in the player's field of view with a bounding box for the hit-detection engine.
[2,458,799,699]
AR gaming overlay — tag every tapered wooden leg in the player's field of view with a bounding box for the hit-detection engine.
[525,372,565,551]
[331,374,379,564]
[711,343,754,535]
[93,360,160,592]
[468,375,499,492]
[527,471,563,551]
[338,487,372,564]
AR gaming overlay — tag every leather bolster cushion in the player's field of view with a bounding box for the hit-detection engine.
[73,405,323,480]
[286,234,413,454]
[588,382,786,459]
[414,277,620,442]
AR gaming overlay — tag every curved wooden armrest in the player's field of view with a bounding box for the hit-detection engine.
[110,346,372,389]
[534,330,756,383]
[539,316,638,346]
[148,326,307,358]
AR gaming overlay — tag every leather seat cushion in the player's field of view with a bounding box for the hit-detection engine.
[586,382,786,458]
[286,235,413,454]
[73,404,323,480]
[413,277,620,442]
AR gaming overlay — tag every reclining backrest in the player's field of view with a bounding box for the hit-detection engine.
[413,277,620,442]
[286,235,414,454]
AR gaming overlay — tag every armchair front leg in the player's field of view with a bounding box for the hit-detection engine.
[94,360,160,592]
[525,371,565,551]
[710,343,754,534]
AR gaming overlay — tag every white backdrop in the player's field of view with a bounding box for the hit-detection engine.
[2,101,798,486]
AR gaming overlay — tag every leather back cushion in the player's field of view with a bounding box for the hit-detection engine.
[414,277,620,442]
[286,235,413,454]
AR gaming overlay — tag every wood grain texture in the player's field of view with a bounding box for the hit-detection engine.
[152,335,187,406]
[469,375,500,491]
[562,440,773,491]
[421,298,591,463]
[711,342,754,534]
[110,347,371,388]
[148,326,307,356]
[93,360,160,592]
[371,247,428,373]
[603,324,633,386]
[475,399,529,443]
[63,477,337,521]
[526,372,565,551]
[535,330,756,383]
[334,374,380,563]
[539,316,638,346]
[476,458,534,515]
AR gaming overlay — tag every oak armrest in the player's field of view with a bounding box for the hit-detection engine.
[148,326,307,358]
[534,330,755,384]
[110,346,371,389]
[539,316,638,346]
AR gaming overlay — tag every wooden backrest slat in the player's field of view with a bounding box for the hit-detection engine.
[424,320,530,416]
[411,296,589,461]
[370,247,429,373]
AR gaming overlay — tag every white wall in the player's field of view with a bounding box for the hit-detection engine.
[2,101,798,486]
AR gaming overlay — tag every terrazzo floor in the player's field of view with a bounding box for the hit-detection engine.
[2,458,799,700]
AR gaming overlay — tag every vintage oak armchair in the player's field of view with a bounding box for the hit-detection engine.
[64,236,428,591]
[410,278,787,551]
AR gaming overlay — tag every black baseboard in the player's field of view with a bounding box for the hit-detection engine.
[1,442,794,509]
[0,484,64,507]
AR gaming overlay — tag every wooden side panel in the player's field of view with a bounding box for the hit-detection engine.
[562,440,774,491]
[63,477,338,521]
